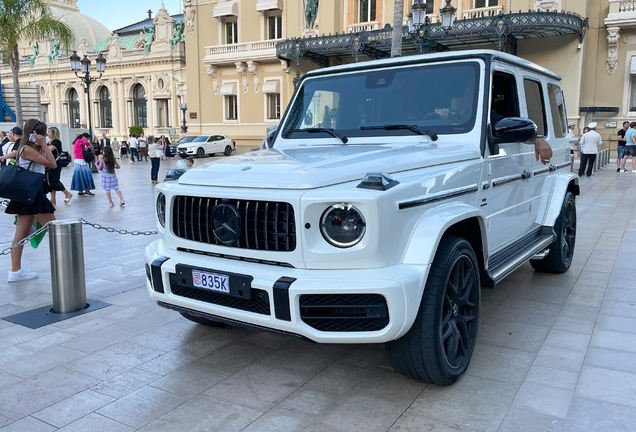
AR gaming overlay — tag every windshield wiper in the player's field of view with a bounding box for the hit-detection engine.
[288,128,348,144]
[360,125,438,142]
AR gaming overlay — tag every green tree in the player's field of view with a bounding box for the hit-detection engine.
[129,126,143,138]
[0,0,73,126]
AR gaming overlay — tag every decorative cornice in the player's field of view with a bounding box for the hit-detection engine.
[205,64,219,95]
[235,61,248,94]
[607,26,620,75]
[247,61,260,94]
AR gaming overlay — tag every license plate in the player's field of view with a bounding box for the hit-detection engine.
[192,270,229,294]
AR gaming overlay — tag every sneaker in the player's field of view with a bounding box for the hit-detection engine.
[78,192,85,196]
[86,192,95,196]
[618,168,621,172]
[622,169,629,173]
[8,268,38,283]
[109,202,114,207]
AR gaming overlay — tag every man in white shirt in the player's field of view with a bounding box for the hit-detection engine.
[578,122,602,178]
[0,131,8,169]
[128,134,140,162]
[0,127,21,166]
[138,132,148,161]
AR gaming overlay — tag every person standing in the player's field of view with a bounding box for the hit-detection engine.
[43,127,73,205]
[624,122,636,173]
[566,122,577,156]
[161,135,172,161]
[138,132,148,161]
[128,134,140,162]
[70,133,95,196]
[101,133,110,148]
[578,122,602,178]
[95,147,125,207]
[0,131,8,169]
[5,119,57,282]
[617,121,629,172]
[0,127,21,166]
[148,136,161,184]
[112,137,120,159]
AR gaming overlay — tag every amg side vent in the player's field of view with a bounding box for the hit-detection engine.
[299,294,389,332]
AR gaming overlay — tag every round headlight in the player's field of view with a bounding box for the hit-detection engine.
[320,203,366,248]
[156,193,166,227]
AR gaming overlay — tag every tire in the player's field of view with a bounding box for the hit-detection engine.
[196,147,205,158]
[180,312,227,327]
[224,146,232,156]
[530,191,576,273]
[387,236,480,385]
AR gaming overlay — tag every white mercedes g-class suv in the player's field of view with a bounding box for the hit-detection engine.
[145,50,579,385]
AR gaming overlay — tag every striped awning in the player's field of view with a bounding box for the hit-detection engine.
[256,0,283,11]
[262,80,280,94]
[220,82,237,96]
[213,1,238,18]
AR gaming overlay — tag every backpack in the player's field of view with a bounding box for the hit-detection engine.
[56,150,71,168]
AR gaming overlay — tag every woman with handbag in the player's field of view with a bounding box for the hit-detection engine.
[43,127,72,205]
[70,133,95,196]
[3,119,57,282]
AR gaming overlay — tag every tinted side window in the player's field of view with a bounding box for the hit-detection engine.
[547,84,567,138]
[217,135,225,141]
[523,79,546,136]
[491,72,520,125]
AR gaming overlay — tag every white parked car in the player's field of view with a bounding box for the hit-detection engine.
[146,50,579,385]
[177,134,235,158]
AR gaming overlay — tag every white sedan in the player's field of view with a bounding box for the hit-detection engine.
[177,135,235,158]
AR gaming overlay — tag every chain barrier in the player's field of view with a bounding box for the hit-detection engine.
[78,218,158,236]
[0,222,52,256]
[0,199,8,208]
[0,217,157,256]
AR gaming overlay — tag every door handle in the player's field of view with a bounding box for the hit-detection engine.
[521,170,532,180]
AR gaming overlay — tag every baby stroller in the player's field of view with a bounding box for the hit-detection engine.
[120,144,128,159]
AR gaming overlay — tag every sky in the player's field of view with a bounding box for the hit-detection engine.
[78,0,183,32]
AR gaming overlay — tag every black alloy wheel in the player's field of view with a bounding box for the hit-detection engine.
[224,145,232,156]
[196,147,205,158]
[388,236,481,385]
[530,191,576,273]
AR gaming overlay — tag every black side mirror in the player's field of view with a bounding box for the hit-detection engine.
[164,168,186,182]
[489,117,537,155]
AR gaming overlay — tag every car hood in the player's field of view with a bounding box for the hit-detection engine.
[178,144,480,189]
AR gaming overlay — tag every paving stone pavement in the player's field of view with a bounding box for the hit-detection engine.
[0,155,635,431]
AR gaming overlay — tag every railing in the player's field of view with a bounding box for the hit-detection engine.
[618,0,636,12]
[206,38,283,57]
[347,21,381,32]
[463,5,503,19]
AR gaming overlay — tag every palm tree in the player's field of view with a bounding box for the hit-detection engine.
[0,0,73,126]
[391,0,405,57]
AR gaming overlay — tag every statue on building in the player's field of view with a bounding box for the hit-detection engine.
[48,38,61,63]
[305,0,319,30]
[105,34,125,59]
[142,26,156,55]
[77,38,89,57]
[184,0,196,35]
[170,22,185,49]
[29,42,38,67]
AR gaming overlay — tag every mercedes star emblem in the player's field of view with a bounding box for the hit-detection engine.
[211,204,242,245]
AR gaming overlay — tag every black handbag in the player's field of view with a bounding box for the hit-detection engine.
[57,150,71,168]
[82,145,94,163]
[0,147,46,204]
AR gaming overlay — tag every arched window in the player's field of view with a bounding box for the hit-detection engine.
[69,88,80,128]
[100,87,112,128]
[133,84,147,128]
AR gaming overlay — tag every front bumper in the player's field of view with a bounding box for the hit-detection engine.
[145,240,428,343]
[178,148,195,156]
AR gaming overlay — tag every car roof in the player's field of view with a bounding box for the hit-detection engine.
[304,49,561,81]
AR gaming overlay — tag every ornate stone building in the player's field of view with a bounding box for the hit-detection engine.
[0,0,186,141]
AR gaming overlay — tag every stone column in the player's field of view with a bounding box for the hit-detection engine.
[50,84,57,125]
[118,80,126,135]
[145,77,155,134]
[78,86,86,129]
[111,80,120,138]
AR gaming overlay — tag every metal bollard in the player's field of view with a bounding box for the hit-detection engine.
[49,220,87,314]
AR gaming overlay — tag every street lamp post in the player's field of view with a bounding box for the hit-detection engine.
[408,0,456,54]
[179,103,188,134]
[70,51,106,171]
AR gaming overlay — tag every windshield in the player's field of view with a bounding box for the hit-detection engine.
[178,137,195,143]
[191,136,209,143]
[281,61,480,140]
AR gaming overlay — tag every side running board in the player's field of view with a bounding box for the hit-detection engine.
[487,227,556,284]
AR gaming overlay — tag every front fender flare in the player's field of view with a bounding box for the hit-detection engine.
[402,203,488,267]
[541,173,579,227]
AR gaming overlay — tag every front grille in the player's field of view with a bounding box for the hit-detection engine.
[172,196,296,252]
[169,274,271,315]
[299,294,389,332]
